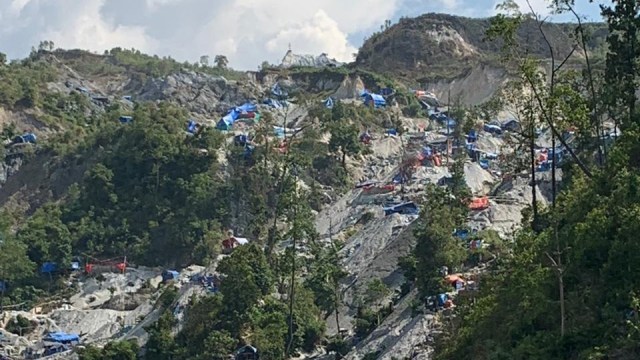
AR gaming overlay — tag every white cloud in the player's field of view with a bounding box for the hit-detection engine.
[43,1,156,55]
[265,10,358,63]
[0,0,155,58]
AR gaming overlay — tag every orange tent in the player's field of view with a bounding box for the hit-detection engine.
[469,196,489,210]
[445,274,465,284]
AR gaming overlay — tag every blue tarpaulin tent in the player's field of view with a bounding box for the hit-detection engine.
[386,128,398,136]
[236,103,257,113]
[422,146,433,157]
[70,262,80,271]
[325,97,334,109]
[437,293,448,306]
[22,133,37,144]
[119,116,133,124]
[162,270,179,283]
[41,262,58,274]
[272,84,288,98]
[273,126,285,138]
[536,161,551,172]
[216,118,233,130]
[45,332,80,344]
[467,130,477,142]
[453,229,471,240]
[479,159,490,169]
[363,93,386,108]
[187,120,197,134]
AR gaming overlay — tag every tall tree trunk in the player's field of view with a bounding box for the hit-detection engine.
[334,281,341,339]
[286,202,297,357]
[530,121,538,225]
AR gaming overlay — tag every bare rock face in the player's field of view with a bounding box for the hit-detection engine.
[136,70,260,117]
[333,76,366,100]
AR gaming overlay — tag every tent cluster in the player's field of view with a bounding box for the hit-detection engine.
[217,103,261,131]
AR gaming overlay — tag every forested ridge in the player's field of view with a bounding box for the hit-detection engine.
[431,1,640,359]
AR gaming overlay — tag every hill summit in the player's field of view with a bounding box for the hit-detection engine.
[355,13,607,83]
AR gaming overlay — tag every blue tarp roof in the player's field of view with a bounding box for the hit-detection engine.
[119,116,133,123]
[325,97,334,108]
[217,118,233,130]
[187,120,197,134]
[272,84,288,98]
[162,270,179,281]
[236,103,257,113]
[22,133,37,143]
[364,93,386,104]
[41,262,57,274]
[437,293,448,306]
[45,332,80,343]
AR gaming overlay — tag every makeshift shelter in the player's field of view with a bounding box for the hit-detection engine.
[479,159,490,170]
[355,180,378,189]
[162,270,179,283]
[187,120,198,134]
[119,116,133,124]
[437,293,449,306]
[13,133,37,144]
[453,229,471,240]
[467,130,477,142]
[272,84,288,98]
[383,202,419,216]
[501,119,521,132]
[235,345,259,360]
[44,332,80,344]
[470,239,483,250]
[386,128,398,136]
[40,262,57,274]
[483,123,502,135]
[469,197,490,210]
[217,118,234,131]
[222,236,249,252]
[363,92,386,108]
[43,342,71,356]
[236,103,257,113]
[360,131,372,144]
[324,97,334,109]
[362,184,395,195]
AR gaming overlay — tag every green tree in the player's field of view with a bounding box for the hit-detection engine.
[214,55,229,69]
[328,122,362,169]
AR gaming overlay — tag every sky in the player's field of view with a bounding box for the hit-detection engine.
[0,0,606,70]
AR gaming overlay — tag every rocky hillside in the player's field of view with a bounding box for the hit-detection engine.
[355,13,607,103]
